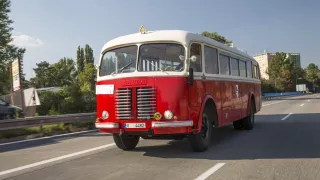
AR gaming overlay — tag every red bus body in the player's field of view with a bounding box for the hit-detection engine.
[95,29,262,152]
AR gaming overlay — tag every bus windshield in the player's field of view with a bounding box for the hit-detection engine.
[99,45,138,76]
[138,43,185,72]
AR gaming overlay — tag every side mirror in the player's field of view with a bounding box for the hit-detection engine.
[190,55,197,63]
[188,68,194,86]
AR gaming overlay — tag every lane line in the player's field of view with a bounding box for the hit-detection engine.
[300,104,304,107]
[0,129,99,146]
[281,113,293,121]
[194,163,225,180]
[262,100,285,107]
[0,143,116,176]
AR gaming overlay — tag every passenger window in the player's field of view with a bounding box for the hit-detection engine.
[230,58,239,76]
[219,54,230,75]
[253,65,259,79]
[239,60,247,77]
[204,46,218,74]
[247,61,252,78]
[190,43,202,72]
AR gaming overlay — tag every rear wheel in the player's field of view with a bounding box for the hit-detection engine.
[233,119,243,130]
[113,134,140,151]
[188,108,213,152]
[243,99,255,130]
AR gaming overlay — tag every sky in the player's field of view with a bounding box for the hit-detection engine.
[9,0,320,80]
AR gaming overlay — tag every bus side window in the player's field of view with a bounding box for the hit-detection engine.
[239,60,247,77]
[219,54,230,75]
[230,57,239,76]
[253,64,259,79]
[190,43,202,72]
[204,45,218,74]
[247,61,252,78]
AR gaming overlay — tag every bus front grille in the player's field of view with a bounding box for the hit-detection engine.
[136,87,157,120]
[115,88,132,120]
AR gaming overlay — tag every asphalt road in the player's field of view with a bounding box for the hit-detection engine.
[1,94,320,180]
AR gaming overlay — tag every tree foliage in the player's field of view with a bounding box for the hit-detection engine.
[0,0,26,95]
[266,52,294,91]
[305,63,319,83]
[201,31,233,46]
[33,44,97,115]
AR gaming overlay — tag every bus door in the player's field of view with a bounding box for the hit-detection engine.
[188,43,205,108]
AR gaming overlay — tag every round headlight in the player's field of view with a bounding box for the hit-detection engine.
[164,110,173,120]
[102,110,109,120]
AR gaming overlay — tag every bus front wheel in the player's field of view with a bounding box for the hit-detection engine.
[188,108,213,152]
[113,134,140,151]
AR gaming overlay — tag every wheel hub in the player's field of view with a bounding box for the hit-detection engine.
[201,115,209,139]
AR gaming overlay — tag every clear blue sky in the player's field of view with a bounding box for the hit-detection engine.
[9,0,320,80]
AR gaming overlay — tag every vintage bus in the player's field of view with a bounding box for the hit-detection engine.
[95,27,262,152]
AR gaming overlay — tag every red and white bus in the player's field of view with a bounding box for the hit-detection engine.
[95,28,262,152]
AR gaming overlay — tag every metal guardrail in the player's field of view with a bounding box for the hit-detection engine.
[0,112,96,131]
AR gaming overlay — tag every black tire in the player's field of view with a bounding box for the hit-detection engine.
[243,100,255,130]
[188,108,213,152]
[233,119,243,130]
[113,134,140,151]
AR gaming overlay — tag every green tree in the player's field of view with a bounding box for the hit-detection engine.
[76,46,84,72]
[30,58,76,88]
[84,44,94,64]
[30,61,55,88]
[305,63,319,82]
[201,31,233,46]
[51,57,77,86]
[0,0,26,94]
[267,52,294,91]
[80,48,84,67]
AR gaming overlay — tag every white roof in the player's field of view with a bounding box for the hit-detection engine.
[101,30,256,62]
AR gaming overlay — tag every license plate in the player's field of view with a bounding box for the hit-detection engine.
[124,123,146,128]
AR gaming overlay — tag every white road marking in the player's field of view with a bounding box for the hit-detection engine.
[194,163,225,180]
[308,100,310,102]
[300,104,304,107]
[262,100,285,107]
[0,129,99,146]
[281,113,293,121]
[0,143,116,176]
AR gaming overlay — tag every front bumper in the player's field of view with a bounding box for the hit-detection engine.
[95,120,194,135]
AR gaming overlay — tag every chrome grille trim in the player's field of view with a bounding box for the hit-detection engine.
[137,87,156,120]
[115,88,132,120]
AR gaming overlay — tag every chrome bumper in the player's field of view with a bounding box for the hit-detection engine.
[152,120,193,128]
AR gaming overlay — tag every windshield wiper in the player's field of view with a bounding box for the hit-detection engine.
[110,62,132,75]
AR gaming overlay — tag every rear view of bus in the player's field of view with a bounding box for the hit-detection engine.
[95,28,195,151]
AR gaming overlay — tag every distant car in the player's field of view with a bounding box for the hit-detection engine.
[0,98,24,120]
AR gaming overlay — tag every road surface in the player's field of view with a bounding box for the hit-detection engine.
[1,94,320,180]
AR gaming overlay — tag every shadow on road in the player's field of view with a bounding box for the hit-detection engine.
[0,130,109,153]
[134,113,320,160]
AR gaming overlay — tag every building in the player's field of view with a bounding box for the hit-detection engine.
[254,50,301,80]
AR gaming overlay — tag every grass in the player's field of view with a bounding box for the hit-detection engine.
[0,121,95,140]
